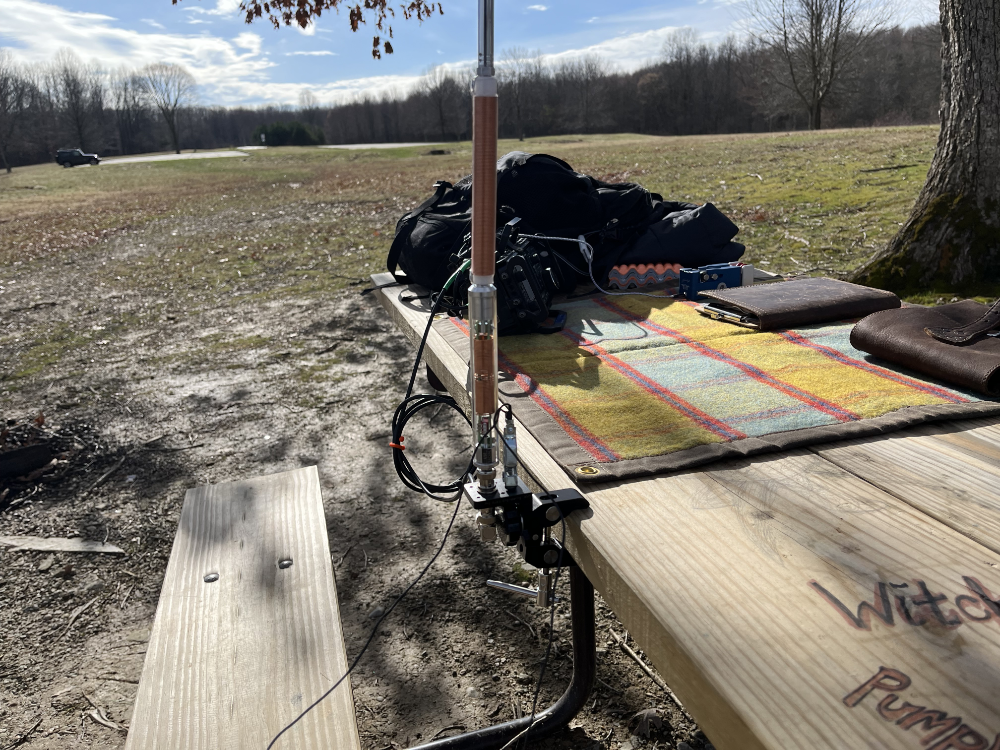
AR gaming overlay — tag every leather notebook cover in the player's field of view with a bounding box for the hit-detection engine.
[851,301,1000,395]
[699,277,900,331]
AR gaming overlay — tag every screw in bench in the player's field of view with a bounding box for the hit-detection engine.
[204,573,219,583]
[278,558,293,569]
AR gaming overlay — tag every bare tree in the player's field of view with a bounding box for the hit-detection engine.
[298,89,318,110]
[853,0,999,293]
[737,37,800,131]
[49,49,104,152]
[746,0,895,129]
[0,50,30,173]
[297,89,324,129]
[0,28,951,164]
[20,64,59,164]
[141,63,196,154]
[558,56,609,134]
[110,67,149,155]
[498,47,543,141]
[421,66,464,142]
[661,27,700,65]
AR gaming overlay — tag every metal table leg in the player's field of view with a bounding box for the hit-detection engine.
[406,567,596,750]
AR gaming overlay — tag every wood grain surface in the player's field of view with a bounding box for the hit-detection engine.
[125,466,360,750]
[814,418,1000,555]
[0,536,124,554]
[375,276,1000,750]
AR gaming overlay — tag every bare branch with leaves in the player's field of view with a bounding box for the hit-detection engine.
[172,0,443,59]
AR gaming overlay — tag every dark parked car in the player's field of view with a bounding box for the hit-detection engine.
[56,148,100,167]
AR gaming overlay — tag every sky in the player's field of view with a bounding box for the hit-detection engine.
[0,0,938,107]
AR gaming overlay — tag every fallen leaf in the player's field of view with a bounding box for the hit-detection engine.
[629,707,664,738]
[88,708,120,730]
[59,595,99,639]
[85,696,124,732]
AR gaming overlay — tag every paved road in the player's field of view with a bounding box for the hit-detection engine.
[102,151,247,165]
[318,142,444,150]
[100,144,445,165]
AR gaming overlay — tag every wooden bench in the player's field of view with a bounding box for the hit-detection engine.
[125,466,361,750]
[374,273,1000,750]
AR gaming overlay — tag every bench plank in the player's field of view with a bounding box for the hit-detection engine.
[814,418,1000,554]
[374,276,1000,750]
[125,466,360,750]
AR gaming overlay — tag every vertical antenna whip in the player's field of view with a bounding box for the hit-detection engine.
[468,0,499,494]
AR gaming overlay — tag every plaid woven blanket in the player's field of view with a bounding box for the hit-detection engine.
[439,295,1000,482]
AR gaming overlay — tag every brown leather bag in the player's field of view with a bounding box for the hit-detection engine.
[699,277,900,331]
[850,300,1000,396]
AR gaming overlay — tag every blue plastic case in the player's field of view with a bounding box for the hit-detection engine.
[679,264,744,300]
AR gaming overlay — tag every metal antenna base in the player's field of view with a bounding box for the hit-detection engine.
[463,479,588,569]
[404,567,596,750]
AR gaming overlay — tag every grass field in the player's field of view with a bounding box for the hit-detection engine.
[1,126,948,391]
[2,128,939,273]
[0,126,957,750]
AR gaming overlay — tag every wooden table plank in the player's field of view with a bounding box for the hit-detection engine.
[813,418,1000,555]
[125,467,361,750]
[375,277,1000,750]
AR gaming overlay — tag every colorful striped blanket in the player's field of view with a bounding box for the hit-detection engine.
[438,295,1000,483]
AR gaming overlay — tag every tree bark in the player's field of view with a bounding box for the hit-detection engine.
[166,112,181,154]
[810,99,821,130]
[851,0,1000,294]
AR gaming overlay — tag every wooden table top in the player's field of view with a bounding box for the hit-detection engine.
[372,274,1000,750]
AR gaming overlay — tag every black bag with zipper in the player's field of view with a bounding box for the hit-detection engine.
[385,151,745,294]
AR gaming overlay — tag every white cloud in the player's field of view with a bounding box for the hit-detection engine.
[212,0,242,15]
[233,31,262,54]
[141,18,165,29]
[298,60,473,106]
[0,0,741,108]
[0,0,467,106]
[540,26,687,71]
[184,0,242,16]
[526,4,548,10]
[295,22,317,36]
[0,0,274,103]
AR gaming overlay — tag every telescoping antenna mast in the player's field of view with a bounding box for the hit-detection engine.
[469,0,500,495]
[462,0,590,626]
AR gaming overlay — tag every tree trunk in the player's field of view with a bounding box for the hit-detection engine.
[811,99,821,130]
[851,0,1000,295]
[167,113,181,154]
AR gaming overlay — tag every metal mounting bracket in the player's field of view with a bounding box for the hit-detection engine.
[463,479,589,569]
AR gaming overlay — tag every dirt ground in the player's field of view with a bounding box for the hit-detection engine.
[0,139,743,750]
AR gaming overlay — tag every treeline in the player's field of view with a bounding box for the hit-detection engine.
[0,24,940,170]
[0,48,332,170]
[327,23,941,143]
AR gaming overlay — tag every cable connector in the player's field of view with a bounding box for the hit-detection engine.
[501,412,518,490]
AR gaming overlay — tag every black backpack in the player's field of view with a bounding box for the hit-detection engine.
[386,151,744,292]
[386,178,472,291]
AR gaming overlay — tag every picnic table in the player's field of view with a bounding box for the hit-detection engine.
[372,272,1000,750]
